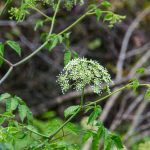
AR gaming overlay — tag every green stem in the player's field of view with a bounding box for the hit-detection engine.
[84,83,150,107]
[58,12,89,35]
[13,42,48,67]
[0,1,94,85]
[24,126,49,138]
[29,4,52,21]
[48,107,81,140]
[48,0,61,37]
[13,0,61,67]
[80,87,85,107]
[0,113,14,118]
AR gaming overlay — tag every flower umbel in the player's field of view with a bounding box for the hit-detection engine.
[57,58,112,94]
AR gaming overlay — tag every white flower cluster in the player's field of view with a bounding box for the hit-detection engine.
[57,58,112,94]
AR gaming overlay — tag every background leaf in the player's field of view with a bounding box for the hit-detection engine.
[6,40,21,56]
[136,67,145,74]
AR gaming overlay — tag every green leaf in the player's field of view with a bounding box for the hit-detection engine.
[34,19,44,31]
[145,87,150,100]
[72,50,78,59]
[6,40,21,56]
[0,93,11,102]
[92,134,100,150]
[0,43,4,56]
[6,98,11,112]
[101,1,111,7]
[95,9,102,21]
[64,50,72,66]
[136,67,145,74]
[6,98,18,112]
[3,111,14,118]
[49,37,58,51]
[104,138,112,150]
[88,4,97,10]
[0,43,4,66]
[0,117,5,125]
[104,13,113,21]
[111,134,123,149]
[104,129,112,150]
[88,106,102,124]
[92,124,103,150]
[82,130,93,143]
[85,105,94,113]
[26,125,37,133]
[130,78,139,92]
[64,105,80,118]
[18,105,28,122]
[65,122,79,135]
[58,35,63,43]
[11,98,19,110]
[26,109,33,123]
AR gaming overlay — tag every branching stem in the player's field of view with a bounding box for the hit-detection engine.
[48,107,81,140]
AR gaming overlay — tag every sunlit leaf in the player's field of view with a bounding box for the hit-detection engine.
[0,93,11,102]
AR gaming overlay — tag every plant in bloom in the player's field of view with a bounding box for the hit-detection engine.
[57,58,112,94]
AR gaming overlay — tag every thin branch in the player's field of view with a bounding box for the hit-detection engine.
[13,41,48,67]
[85,83,150,108]
[124,100,148,141]
[0,55,13,67]
[128,50,150,78]
[24,126,49,138]
[80,88,85,107]
[58,11,92,35]
[29,4,52,21]
[48,107,81,140]
[126,42,150,58]
[0,3,96,85]
[48,0,61,37]
[116,7,150,80]
[0,66,13,85]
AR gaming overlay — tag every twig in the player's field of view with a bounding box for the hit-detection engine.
[48,107,81,140]
[0,66,13,85]
[0,0,61,85]
[124,100,148,141]
[0,3,97,85]
[110,92,132,130]
[116,7,150,80]
[122,95,143,120]
[128,50,150,78]
[126,42,150,58]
